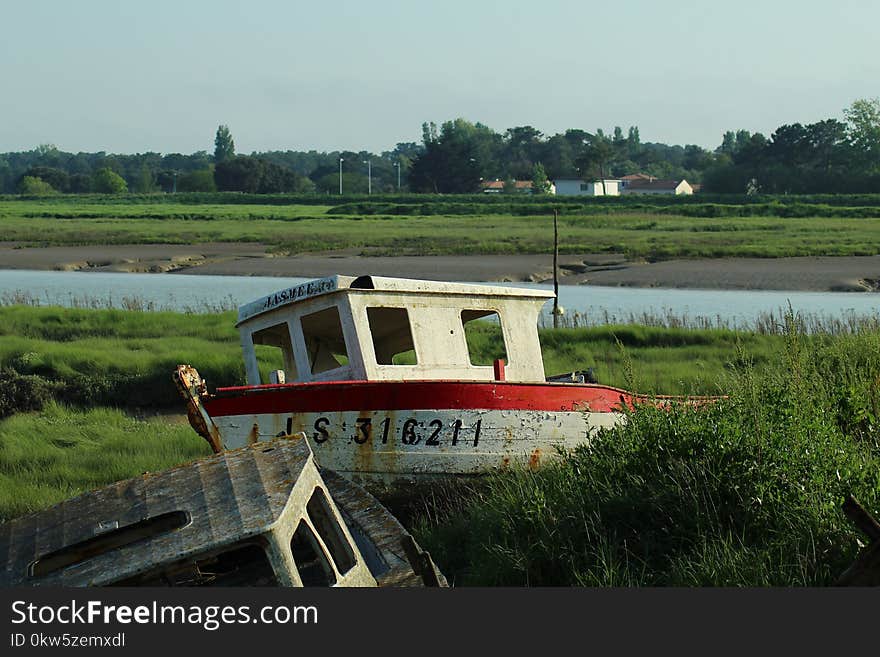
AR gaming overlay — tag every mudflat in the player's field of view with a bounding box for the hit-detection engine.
[2,242,880,292]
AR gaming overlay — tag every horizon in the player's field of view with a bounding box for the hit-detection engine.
[2,0,877,155]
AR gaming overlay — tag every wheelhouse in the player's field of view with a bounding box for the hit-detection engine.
[236,275,555,385]
[0,440,377,587]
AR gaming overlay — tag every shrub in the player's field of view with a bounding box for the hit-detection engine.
[17,176,57,196]
[0,368,55,418]
[91,168,128,194]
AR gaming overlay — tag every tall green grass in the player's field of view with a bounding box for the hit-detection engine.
[0,404,210,522]
[0,307,244,412]
[463,321,778,395]
[412,319,880,585]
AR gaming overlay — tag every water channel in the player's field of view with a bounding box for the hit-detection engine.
[1,269,878,329]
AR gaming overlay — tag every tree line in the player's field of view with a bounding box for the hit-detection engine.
[2,99,878,195]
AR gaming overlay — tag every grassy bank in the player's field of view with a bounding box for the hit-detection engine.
[0,306,243,413]
[412,324,880,585]
[3,197,880,259]
[0,404,210,522]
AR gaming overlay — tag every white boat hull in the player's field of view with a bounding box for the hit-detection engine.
[211,408,622,485]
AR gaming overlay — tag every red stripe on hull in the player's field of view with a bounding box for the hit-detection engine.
[204,380,639,417]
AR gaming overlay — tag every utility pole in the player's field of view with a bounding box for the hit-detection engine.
[363,160,371,195]
[338,157,344,195]
[392,161,401,190]
[553,209,560,329]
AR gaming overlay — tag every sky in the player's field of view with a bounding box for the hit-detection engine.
[1,0,878,155]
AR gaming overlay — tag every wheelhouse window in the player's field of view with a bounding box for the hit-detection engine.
[306,488,356,575]
[30,511,190,578]
[110,542,279,587]
[290,520,336,586]
[461,310,508,366]
[301,306,349,375]
[251,322,297,383]
[366,307,417,365]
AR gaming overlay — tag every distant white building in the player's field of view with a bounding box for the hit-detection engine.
[621,179,694,195]
[553,179,621,196]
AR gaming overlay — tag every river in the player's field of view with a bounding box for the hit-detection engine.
[1,269,878,329]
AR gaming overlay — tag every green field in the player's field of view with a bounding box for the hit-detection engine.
[4,195,880,259]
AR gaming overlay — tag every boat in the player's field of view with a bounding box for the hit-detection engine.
[836,495,880,586]
[175,274,704,488]
[0,437,444,587]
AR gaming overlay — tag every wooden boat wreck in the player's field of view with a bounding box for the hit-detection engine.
[836,495,880,586]
[0,438,444,587]
[176,274,702,487]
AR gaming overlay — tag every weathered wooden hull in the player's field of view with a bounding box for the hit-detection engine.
[0,438,443,587]
[193,379,638,486]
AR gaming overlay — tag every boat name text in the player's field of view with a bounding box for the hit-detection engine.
[261,278,336,312]
[283,416,483,448]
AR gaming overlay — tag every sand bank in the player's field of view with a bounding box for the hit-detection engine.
[1,242,880,292]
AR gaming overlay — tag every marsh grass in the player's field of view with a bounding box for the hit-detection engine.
[4,197,880,259]
[543,306,880,335]
[0,403,210,522]
[458,320,777,395]
[0,289,239,314]
[0,306,245,412]
[412,315,880,586]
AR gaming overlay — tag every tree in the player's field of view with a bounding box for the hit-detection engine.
[257,160,300,193]
[214,125,235,163]
[767,123,810,167]
[733,133,767,166]
[806,119,848,173]
[20,166,69,192]
[577,134,614,194]
[18,176,56,196]
[844,98,880,169]
[177,169,217,192]
[69,173,92,193]
[409,119,488,193]
[682,144,713,171]
[214,156,263,192]
[626,126,641,159]
[132,165,157,193]
[213,156,304,193]
[537,132,583,178]
[503,126,544,179]
[91,167,128,193]
[717,131,736,156]
[531,162,551,194]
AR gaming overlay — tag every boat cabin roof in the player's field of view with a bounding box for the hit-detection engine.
[235,275,555,385]
[0,440,342,586]
[237,275,554,325]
